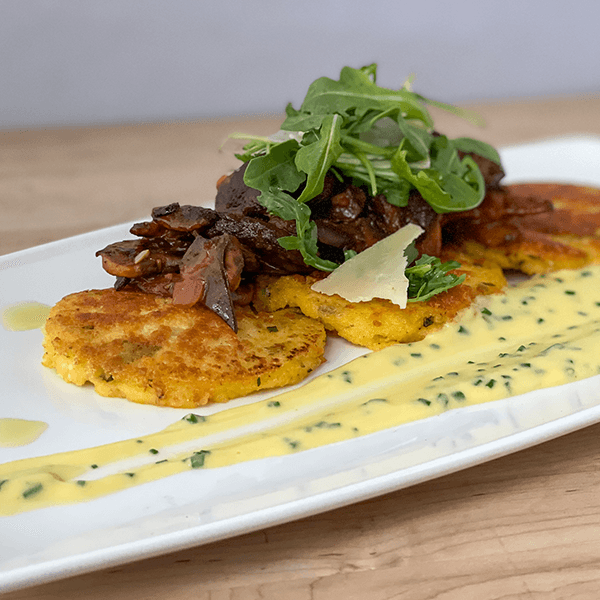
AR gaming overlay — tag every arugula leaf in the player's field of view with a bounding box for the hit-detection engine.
[278,221,339,271]
[406,255,466,302]
[396,116,432,163]
[285,65,434,129]
[254,188,338,271]
[295,114,343,202]
[233,63,503,272]
[254,188,306,221]
[281,103,325,132]
[390,138,486,213]
[243,139,306,195]
[452,137,502,165]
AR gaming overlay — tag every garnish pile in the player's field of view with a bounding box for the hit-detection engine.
[97,63,527,335]
[234,63,501,283]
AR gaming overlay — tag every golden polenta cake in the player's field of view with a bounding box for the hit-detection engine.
[42,289,326,408]
[254,257,506,351]
[450,184,600,275]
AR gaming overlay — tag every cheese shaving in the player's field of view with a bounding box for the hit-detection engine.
[310,224,423,308]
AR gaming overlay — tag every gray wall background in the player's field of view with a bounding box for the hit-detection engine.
[1,0,599,130]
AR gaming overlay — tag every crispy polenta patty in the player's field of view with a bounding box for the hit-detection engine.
[254,258,506,351]
[456,184,600,274]
[42,289,326,408]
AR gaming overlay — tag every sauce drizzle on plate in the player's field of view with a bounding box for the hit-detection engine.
[2,267,600,515]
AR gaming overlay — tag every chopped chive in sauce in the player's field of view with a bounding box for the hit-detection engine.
[362,398,388,405]
[482,308,492,316]
[23,483,43,498]
[430,343,440,350]
[267,326,279,332]
[257,377,261,386]
[155,459,168,464]
[183,414,206,424]
[125,472,136,478]
[458,326,469,334]
[341,371,353,383]
[437,393,449,407]
[311,421,342,429]
[565,290,576,295]
[149,448,159,455]
[284,438,300,450]
[136,440,143,444]
[452,391,466,401]
[0,479,8,491]
[76,480,87,487]
[90,464,99,469]
[517,345,527,352]
[410,353,422,358]
[486,379,496,389]
[190,450,210,469]
[416,397,431,406]
[540,342,564,356]
[267,400,281,408]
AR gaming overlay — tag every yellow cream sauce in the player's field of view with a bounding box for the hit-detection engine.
[0,419,48,448]
[2,267,600,515]
[1,302,51,331]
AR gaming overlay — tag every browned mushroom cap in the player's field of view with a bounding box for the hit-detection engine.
[95,239,184,278]
[151,203,219,232]
[172,234,245,332]
[115,273,182,297]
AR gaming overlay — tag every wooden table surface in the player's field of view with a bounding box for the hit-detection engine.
[3,95,600,599]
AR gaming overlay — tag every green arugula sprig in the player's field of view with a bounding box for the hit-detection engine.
[234,64,501,279]
[404,244,466,302]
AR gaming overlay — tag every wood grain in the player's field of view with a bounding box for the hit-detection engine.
[2,95,600,599]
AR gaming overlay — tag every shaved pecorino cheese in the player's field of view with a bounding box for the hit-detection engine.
[310,224,423,308]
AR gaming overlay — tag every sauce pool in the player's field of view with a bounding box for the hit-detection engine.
[2,267,600,515]
[0,419,48,448]
[2,302,51,332]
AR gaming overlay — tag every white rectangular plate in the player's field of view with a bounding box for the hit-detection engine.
[2,136,600,593]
